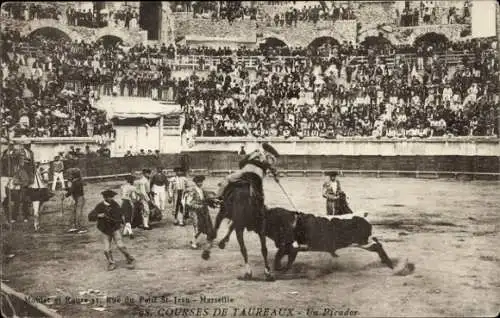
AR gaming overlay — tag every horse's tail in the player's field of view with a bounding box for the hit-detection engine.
[202,184,255,260]
[231,182,266,234]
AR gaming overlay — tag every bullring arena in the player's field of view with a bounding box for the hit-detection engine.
[1,1,500,317]
[2,175,498,317]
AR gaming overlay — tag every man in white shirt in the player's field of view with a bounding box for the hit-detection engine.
[184,175,217,249]
[150,167,168,214]
[19,114,30,128]
[169,167,188,226]
[433,117,447,136]
[442,85,453,102]
[322,171,342,215]
[134,169,152,230]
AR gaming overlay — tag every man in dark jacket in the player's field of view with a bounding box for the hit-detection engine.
[11,161,31,223]
[89,189,135,271]
[65,168,86,233]
[214,142,280,198]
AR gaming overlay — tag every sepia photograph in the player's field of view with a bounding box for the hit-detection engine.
[0,1,498,317]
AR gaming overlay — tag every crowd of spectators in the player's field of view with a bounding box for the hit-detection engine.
[1,2,61,21]
[267,3,356,28]
[59,144,112,161]
[123,149,161,158]
[397,0,471,27]
[170,2,258,22]
[1,30,115,139]
[2,1,473,30]
[178,37,498,139]
[1,3,140,30]
[66,6,139,29]
[1,11,497,140]
[168,37,488,59]
[66,8,100,28]
[171,2,356,25]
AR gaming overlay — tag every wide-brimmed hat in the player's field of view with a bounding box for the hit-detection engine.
[134,170,143,177]
[325,170,339,177]
[124,174,135,184]
[68,168,81,178]
[262,142,279,158]
[193,175,205,183]
[101,189,117,198]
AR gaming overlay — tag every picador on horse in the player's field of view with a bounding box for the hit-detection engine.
[201,143,395,280]
[202,142,288,281]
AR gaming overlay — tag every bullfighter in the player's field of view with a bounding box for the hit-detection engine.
[88,189,135,271]
[184,175,217,249]
[322,171,342,215]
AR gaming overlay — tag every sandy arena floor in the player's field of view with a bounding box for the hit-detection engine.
[2,176,499,317]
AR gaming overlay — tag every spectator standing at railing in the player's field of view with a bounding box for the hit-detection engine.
[84,145,97,158]
[51,155,65,192]
[96,144,111,158]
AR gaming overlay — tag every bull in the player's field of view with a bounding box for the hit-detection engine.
[270,208,393,271]
[216,207,393,273]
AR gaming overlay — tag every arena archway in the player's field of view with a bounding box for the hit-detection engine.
[27,27,72,43]
[21,19,82,42]
[414,32,449,49]
[307,36,340,56]
[96,35,124,49]
[260,37,288,48]
[259,37,289,54]
[307,36,340,50]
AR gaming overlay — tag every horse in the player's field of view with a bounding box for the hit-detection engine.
[201,172,275,281]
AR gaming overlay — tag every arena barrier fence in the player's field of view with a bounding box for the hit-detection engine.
[0,282,61,318]
[54,152,499,183]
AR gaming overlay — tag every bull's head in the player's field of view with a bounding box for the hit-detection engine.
[292,212,307,244]
[351,216,373,246]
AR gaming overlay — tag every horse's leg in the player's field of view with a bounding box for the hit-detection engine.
[213,204,226,234]
[273,247,286,271]
[285,245,298,271]
[218,222,234,249]
[208,205,226,243]
[202,207,226,260]
[259,233,275,281]
[235,229,252,279]
[33,200,40,231]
